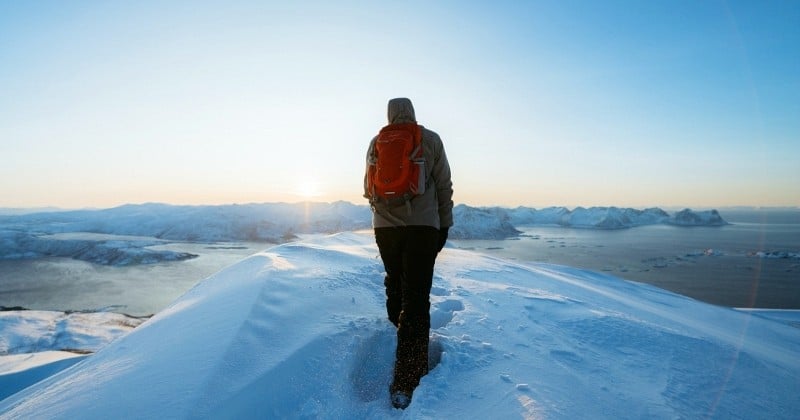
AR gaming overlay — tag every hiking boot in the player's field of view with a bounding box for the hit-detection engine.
[391,391,412,409]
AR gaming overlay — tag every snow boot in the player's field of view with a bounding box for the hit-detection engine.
[391,390,412,409]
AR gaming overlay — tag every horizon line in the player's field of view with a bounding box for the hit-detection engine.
[1,201,799,213]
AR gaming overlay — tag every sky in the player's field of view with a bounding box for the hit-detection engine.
[1,0,798,209]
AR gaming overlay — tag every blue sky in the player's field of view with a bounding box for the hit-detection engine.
[1,0,798,208]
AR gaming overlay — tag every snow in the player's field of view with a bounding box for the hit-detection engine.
[0,232,197,265]
[1,232,798,418]
[0,202,372,243]
[0,203,731,265]
[449,205,520,239]
[0,310,145,403]
[669,208,727,226]
[0,352,87,402]
[0,310,145,355]
[505,206,727,229]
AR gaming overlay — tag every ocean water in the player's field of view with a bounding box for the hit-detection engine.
[452,210,800,309]
[0,242,263,316]
[1,211,798,314]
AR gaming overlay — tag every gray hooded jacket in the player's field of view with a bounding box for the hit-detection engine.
[364,98,454,229]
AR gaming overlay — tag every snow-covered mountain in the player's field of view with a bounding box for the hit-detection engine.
[504,206,727,229]
[448,204,521,239]
[1,233,797,418]
[507,205,655,227]
[0,232,197,266]
[0,202,372,242]
[669,208,727,226]
[0,203,728,265]
[0,202,371,265]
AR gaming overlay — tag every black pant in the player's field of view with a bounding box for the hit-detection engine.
[375,226,440,395]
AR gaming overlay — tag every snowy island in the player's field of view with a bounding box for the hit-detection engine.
[0,203,728,265]
[1,232,798,418]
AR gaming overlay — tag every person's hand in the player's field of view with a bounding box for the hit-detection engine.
[437,227,449,252]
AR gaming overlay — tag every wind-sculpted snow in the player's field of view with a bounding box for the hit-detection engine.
[0,233,797,418]
[0,309,145,401]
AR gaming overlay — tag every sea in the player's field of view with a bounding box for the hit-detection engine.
[0,209,798,315]
[452,209,800,310]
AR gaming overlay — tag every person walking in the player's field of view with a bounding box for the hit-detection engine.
[363,97,454,409]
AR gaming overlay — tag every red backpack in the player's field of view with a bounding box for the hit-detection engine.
[366,122,426,205]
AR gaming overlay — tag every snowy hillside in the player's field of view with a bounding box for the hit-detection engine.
[0,311,145,401]
[1,232,797,418]
[0,203,728,265]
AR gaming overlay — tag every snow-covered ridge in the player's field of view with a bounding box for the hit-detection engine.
[0,233,797,418]
[0,203,728,265]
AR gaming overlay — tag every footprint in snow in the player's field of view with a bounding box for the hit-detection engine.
[431,285,449,296]
[431,299,465,329]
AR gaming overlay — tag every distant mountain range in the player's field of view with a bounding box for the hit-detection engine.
[0,202,728,265]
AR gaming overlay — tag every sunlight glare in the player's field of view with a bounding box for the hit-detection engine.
[295,177,321,199]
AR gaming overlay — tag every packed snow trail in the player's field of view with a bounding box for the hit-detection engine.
[1,232,798,419]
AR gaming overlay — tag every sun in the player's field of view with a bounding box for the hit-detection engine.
[295,177,321,199]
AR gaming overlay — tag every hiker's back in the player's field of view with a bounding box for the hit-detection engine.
[366,122,426,206]
[363,97,453,230]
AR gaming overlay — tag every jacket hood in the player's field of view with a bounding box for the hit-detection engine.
[387,98,416,124]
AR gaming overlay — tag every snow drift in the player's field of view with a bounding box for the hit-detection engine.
[1,232,797,419]
[0,310,145,402]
